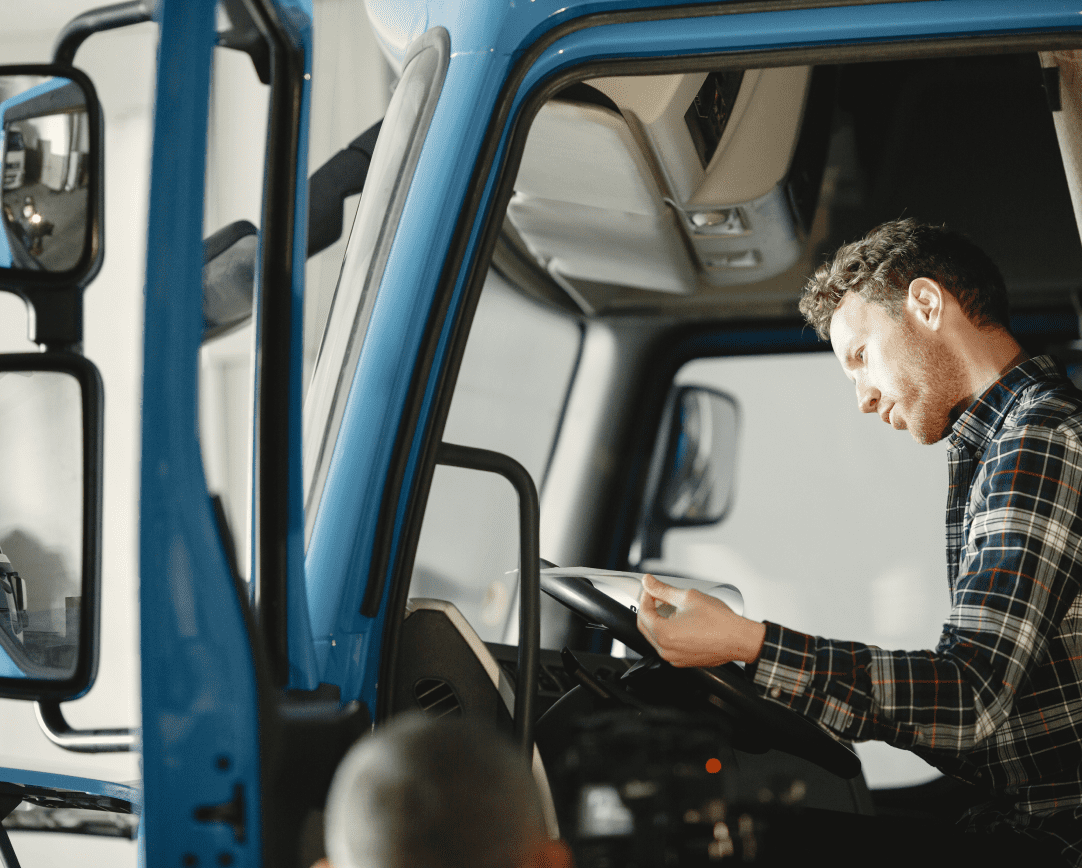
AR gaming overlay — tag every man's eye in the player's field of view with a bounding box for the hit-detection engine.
[857,350,865,362]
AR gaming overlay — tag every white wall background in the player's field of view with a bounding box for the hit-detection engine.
[410,273,583,641]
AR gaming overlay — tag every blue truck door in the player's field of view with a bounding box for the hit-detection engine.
[139,1,314,865]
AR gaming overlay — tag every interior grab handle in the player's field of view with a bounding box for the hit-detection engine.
[435,442,540,759]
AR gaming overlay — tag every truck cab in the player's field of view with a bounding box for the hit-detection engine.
[1,1,1082,866]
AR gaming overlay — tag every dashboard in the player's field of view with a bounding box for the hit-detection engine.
[391,597,874,840]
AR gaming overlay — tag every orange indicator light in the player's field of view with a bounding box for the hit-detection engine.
[705,758,722,774]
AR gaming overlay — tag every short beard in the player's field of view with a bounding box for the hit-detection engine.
[900,321,964,445]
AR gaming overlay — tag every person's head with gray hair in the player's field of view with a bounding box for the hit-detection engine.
[322,714,571,868]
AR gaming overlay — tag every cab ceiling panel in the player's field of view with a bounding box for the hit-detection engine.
[509,98,698,296]
[506,67,814,303]
[503,51,1081,321]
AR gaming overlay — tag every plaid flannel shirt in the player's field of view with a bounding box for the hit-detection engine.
[750,355,1082,863]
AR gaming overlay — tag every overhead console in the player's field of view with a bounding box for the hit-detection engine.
[506,66,821,306]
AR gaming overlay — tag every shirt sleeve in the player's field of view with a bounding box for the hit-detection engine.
[749,424,1082,755]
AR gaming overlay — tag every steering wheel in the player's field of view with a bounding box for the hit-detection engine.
[540,570,862,780]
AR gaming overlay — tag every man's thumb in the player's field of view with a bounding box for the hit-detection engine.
[642,573,679,604]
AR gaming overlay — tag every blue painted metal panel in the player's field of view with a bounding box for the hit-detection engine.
[302,29,452,689]
[365,0,1082,69]
[312,0,1082,709]
[140,1,263,865]
[305,49,498,706]
[0,650,20,678]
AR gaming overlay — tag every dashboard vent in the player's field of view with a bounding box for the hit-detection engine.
[414,677,463,718]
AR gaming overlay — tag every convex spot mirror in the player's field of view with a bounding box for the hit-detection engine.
[0,354,102,700]
[0,66,102,287]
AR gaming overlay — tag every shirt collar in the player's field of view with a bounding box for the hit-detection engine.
[949,355,1063,452]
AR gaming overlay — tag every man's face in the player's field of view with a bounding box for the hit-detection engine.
[829,290,961,444]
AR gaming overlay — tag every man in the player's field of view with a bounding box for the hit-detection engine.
[318,713,571,868]
[637,218,1082,865]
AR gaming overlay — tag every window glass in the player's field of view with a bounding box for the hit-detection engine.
[197,43,271,584]
[303,39,444,544]
[302,0,391,393]
[409,270,582,643]
[645,351,951,789]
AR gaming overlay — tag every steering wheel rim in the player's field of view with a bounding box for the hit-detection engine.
[540,570,862,780]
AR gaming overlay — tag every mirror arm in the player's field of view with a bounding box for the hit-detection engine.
[0,825,20,868]
[52,1,156,67]
[218,0,272,85]
[34,701,137,753]
[0,794,18,868]
[17,287,84,353]
[307,120,382,257]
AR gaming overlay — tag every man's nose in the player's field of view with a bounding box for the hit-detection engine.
[856,381,879,413]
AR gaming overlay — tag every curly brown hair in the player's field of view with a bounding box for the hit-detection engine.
[799,218,1010,340]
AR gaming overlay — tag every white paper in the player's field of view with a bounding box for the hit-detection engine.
[536,567,744,617]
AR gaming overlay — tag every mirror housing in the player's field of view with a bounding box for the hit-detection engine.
[202,219,257,342]
[0,65,103,349]
[0,353,102,700]
[634,386,740,564]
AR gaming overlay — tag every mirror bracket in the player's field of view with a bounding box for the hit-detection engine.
[17,286,82,353]
[0,822,19,868]
[218,0,271,85]
[34,700,137,753]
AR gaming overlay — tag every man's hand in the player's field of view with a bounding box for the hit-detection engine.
[636,573,766,668]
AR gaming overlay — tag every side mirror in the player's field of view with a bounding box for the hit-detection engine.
[658,387,739,523]
[0,66,103,348]
[0,353,102,700]
[634,386,740,564]
[203,219,257,342]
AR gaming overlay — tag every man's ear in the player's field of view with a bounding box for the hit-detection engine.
[907,277,945,331]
